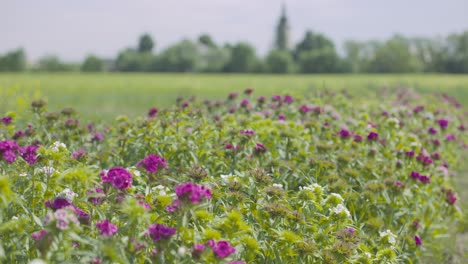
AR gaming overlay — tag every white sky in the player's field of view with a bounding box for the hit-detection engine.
[1,0,467,62]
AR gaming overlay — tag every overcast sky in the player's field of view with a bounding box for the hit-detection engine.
[2,0,467,62]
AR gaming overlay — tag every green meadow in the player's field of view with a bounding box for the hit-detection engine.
[1,73,467,121]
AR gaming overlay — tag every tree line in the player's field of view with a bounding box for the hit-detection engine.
[1,31,467,73]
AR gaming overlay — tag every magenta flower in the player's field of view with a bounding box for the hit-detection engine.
[413,221,420,229]
[437,119,449,129]
[257,96,266,103]
[367,132,379,141]
[414,235,422,246]
[50,198,72,210]
[212,240,236,258]
[166,199,181,212]
[271,95,281,102]
[104,167,133,190]
[339,129,350,138]
[283,95,293,103]
[228,92,239,100]
[137,154,168,174]
[87,188,104,205]
[148,107,159,118]
[32,229,48,241]
[239,130,255,136]
[92,132,104,141]
[413,105,424,113]
[240,99,249,107]
[148,224,176,241]
[2,150,17,163]
[353,135,363,142]
[299,105,310,114]
[175,182,212,203]
[445,134,456,141]
[254,143,267,153]
[428,127,438,135]
[446,189,457,205]
[244,88,253,95]
[459,124,465,131]
[1,116,12,125]
[278,114,285,121]
[71,149,86,160]
[20,145,38,165]
[206,239,215,247]
[13,130,24,139]
[228,261,246,264]
[192,243,206,258]
[405,150,415,158]
[96,219,118,236]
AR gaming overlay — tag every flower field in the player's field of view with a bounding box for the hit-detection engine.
[0,85,466,263]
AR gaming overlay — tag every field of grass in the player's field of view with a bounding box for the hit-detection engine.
[1,73,467,121]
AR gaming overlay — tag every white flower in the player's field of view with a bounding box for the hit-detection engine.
[379,229,396,245]
[331,204,351,218]
[11,216,18,220]
[299,186,313,191]
[51,141,67,152]
[127,167,141,177]
[152,185,169,196]
[272,183,283,189]
[330,193,344,202]
[177,246,187,256]
[29,259,47,264]
[365,252,372,258]
[58,188,78,202]
[39,166,57,176]
[19,172,27,177]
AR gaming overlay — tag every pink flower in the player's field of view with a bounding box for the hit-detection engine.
[32,229,48,241]
[174,182,211,203]
[147,224,176,241]
[137,154,168,173]
[212,240,236,258]
[96,219,118,236]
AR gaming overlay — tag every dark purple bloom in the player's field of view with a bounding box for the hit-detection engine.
[299,105,310,114]
[244,88,253,95]
[446,189,457,205]
[458,124,465,131]
[410,171,420,180]
[254,143,267,153]
[137,154,168,174]
[283,95,293,103]
[428,127,438,135]
[405,150,415,158]
[437,119,449,129]
[71,149,86,160]
[413,221,420,228]
[166,199,181,212]
[148,107,159,118]
[52,198,72,209]
[445,134,456,141]
[92,133,104,141]
[228,92,239,100]
[418,175,430,183]
[2,150,17,163]
[138,200,151,210]
[278,114,285,121]
[87,188,104,205]
[65,119,79,129]
[32,229,48,241]
[348,228,355,233]
[431,152,441,160]
[174,182,211,204]
[239,130,255,136]
[240,99,249,107]
[13,130,24,139]
[96,219,118,236]
[147,224,176,241]
[229,107,236,113]
[105,167,133,190]
[367,132,379,141]
[339,129,350,138]
[353,135,363,142]
[394,181,403,187]
[432,139,441,147]
[413,105,424,113]
[414,235,422,246]
[271,95,281,102]
[257,96,266,103]
[1,116,12,125]
[20,145,38,165]
[212,240,236,258]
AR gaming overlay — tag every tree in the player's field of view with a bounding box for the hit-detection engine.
[152,40,200,72]
[81,55,104,72]
[35,55,75,72]
[275,4,290,50]
[265,49,294,73]
[442,31,468,73]
[198,34,216,48]
[298,47,340,73]
[138,34,154,53]
[115,49,153,72]
[0,49,27,72]
[223,43,258,73]
[294,31,335,60]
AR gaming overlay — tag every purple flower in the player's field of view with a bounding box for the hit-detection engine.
[394,181,403,187]
[410,171,420,180]
[239,130,255,136]
[414,235,422,246]
[137,154,168,174]
[228,261,246,264]
[299,105,310,114]
[416,154,433,166]
[244,88,253,95]
[367,132,379,141]
[413,105,424,113]
[339,129,350,138]
[87,188,104,205]
[96,219,118,236]
[240,99,249,107]
[20,145,38,165]
[348,227,355,233]
[206,239,215,247]
[428,127,438,135]
[138,200,151,210]
[148,107,159,118]
[446,189,457,205]
[192,243,206,258]
[2,150,17,163]
[105,167,133,190]
[283,95,293,104]
[166,199,181,212]
[445,134,456,141]
[212,240,236,258]
[148,224,176,241]
[271,95,282,102]
[278,114,285,121]
[254,143,267,153]
[257,96,266,103]
[0,139,18,152]
[71,149,86,160]
[32,229,48,241]
[459,124,465,131]
[13,130,24,139]
[228,92,239,100]
[437,119,449,129]
[418,175,430,183]
[92,132,104,141]
[432,139,441,147]
[1,116,12,125]
[174,182,212,204]
[405,150,415,158]
[52,198,72,210]
[413,221,420,228]
[353,135,363,142]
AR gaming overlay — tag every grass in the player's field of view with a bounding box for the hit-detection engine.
[0,73,467,121]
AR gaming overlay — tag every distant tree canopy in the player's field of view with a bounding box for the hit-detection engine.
[1,18,467,74]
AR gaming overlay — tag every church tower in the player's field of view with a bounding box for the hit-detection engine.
[275,3,290,50]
